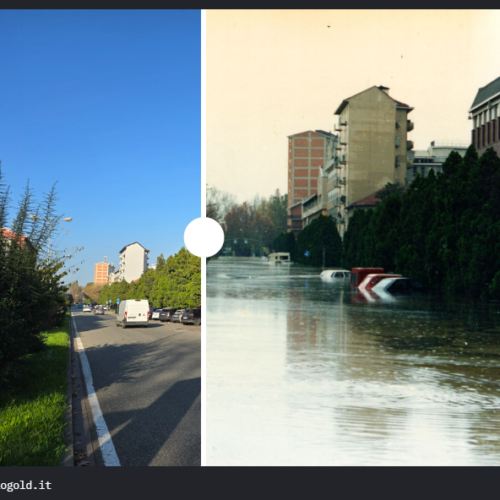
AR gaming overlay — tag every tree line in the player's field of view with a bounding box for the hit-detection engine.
[94,247,201,309]
[207,186,288,256]
[272,145,500,300]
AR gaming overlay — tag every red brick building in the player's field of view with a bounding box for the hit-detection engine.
[286,130,337,234]
[0,228,34,251]
[470,76,500,157]
[94,258,114,284]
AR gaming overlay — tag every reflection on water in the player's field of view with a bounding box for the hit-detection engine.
[207,257,500,465]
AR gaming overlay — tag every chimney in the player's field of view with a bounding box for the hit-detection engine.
[378,86,390,94]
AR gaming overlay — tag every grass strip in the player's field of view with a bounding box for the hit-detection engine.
[0,312,70,466]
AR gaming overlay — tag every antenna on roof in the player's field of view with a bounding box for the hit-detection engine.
[104,256,107,262]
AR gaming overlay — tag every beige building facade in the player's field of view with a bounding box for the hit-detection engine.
[116,242,150,283]
[333,85,414,236]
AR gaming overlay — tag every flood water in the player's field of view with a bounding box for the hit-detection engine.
[206,257,500,465]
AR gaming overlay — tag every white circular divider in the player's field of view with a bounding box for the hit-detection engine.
[184,217,224,258]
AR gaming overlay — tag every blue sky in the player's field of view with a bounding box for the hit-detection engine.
[0,10,201,286]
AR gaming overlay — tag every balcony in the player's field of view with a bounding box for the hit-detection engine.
[407,140,414,150]
[407,120,414,131]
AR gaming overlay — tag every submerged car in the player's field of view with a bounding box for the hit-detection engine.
[358,273,402,291]
[372,277,427,296]
[320,269,350,279]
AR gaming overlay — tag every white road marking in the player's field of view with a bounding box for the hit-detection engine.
[72,316,121,467]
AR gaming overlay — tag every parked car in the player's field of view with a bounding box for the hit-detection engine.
[117,300,150,328]
[180,308,201,326]
[171,309,187,323]
[83,305,92,313]
[152,309,164,320]
[159,308,178,322]
[148,308,155,320]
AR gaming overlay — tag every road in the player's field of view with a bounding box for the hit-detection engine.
[72,308,200,466]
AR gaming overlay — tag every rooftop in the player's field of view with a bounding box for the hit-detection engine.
[334,85,413,115]
[119,242,150,254]
[470,75,500,111]
[346,192,381,210]
[0,228,33,250]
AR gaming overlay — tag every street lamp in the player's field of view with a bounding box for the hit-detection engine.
[29,214,73,259]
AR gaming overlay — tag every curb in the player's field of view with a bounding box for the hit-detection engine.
[60,311,74,466]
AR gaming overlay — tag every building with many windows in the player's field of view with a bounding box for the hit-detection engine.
[469,76,500,157]
[333,85,414,237]
[286,130,338,234]
[94,257,115,284]
[115,242,150,283]
[407,141,469,184]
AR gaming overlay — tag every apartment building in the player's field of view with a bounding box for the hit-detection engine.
[286,130,338,233]
[94,257,115,284]
[301,167,329,228]
[116,242,150,283]
[469,76,500,157]
[407,141,468,184]
[333,85,414,237]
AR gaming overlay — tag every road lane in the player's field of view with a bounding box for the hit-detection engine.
[72,309,200,466]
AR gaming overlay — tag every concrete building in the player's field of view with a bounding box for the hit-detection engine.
[287,202,303,237]
[108,269,121,285]
[333,85,414,237]
[94,257,115,284]
[286,130,338,233]
[116,242,150,283]
[407,141,469,184]
[469,76,500,157]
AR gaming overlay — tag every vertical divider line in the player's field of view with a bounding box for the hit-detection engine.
[201,8,207,467]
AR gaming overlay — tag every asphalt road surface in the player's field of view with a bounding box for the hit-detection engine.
[72,308,200,466]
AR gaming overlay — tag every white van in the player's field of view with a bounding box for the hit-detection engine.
[116,299,149,328]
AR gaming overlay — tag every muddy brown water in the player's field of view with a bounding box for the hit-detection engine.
[206,257,500,465]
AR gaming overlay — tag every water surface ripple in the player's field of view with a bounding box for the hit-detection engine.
[207,257,500,465]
